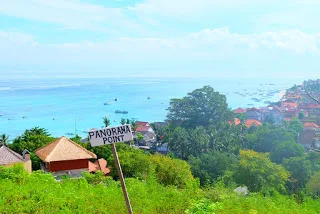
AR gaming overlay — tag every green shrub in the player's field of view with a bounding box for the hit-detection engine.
[150,154,198,189]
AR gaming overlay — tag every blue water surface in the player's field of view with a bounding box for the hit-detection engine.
[0,77,304,139]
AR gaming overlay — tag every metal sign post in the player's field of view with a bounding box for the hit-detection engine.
[88,124,133,214]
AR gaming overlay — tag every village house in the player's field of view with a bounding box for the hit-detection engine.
[234,108,246,114]
[300,104,320,117]
[268,106,284,124]
[245,119,262,128]
[0,145,32,173]
[299,129,316,150]
[135,121,156,146]
[35,136,97,177]
[303,122,320,131]
[298,123,320,150]
[156,143,169,155]
[245,108,265,122]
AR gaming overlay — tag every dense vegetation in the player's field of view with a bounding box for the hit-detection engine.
[2,85,320,213]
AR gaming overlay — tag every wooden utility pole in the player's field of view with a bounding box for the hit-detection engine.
[89,124,134,214]
[111,143,133,214]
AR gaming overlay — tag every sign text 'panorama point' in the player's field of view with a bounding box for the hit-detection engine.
[88,124,133,147]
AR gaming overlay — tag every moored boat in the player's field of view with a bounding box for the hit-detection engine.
[115,110,128,114]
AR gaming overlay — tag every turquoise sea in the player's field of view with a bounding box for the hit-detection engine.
[0,77,305,140]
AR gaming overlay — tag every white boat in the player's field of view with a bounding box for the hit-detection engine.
[8,117,14,120]
[114,97,119,101]
[115,110,128,114]
[104,102,113,105]
[148,96,152,100]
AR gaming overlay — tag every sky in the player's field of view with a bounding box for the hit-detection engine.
[1,0,320,78]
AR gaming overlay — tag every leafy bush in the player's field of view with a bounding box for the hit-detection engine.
[150,154,198,189]
[230,150,289,193]
[0,167,199,213]
[185,199,222,214]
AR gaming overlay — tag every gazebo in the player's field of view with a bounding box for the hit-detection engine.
[35,136,97,177]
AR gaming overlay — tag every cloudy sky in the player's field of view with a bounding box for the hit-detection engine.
[1,0,320,78]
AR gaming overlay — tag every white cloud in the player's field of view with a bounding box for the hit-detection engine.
[1,28,320,77]
[131,0,291,17]
[0,0,142,33]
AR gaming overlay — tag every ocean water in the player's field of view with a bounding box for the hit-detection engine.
[0,77,304,139]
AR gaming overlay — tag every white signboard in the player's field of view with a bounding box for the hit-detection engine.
[89,124,133,147]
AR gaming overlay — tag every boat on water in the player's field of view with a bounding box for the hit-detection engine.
[104,102,113,105]
[148,96,152,100]
[22,116,27,119]
[115,110,128,114]
[251,98,261,102]
[8,117,14,120]
[0,114,2,116]
[114,97,119,101]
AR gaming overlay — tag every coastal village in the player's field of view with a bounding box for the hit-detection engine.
[1,79,320,177]
[231,79,320,151]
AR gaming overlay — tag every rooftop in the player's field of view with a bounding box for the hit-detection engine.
[303,122,320,129]
[245,119,262,128]
[136,121,152,132]
[234,108,246,114]
[88,158,110,175]
[35,136,97,162]
[0,146,25,165]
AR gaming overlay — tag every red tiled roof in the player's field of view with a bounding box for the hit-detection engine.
[228,118,241,126]
[303,122,320,128]
[89,158,110,175]
[307,104,320,109]
[245,119,262,128]
[136,121,151,132]
[234,108,246,114]
[282,102,299,108]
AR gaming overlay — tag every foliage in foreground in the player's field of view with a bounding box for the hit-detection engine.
[2,166,320,213]
[0,165,200,214]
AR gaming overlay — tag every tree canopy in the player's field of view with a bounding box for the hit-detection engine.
[167,86,231,128]
[230,150,289,193]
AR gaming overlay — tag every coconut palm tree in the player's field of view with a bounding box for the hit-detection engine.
[0,134,9,146]
[120,118,126,125]
[103,116,111,127]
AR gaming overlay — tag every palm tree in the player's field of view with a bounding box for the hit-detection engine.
[120,118,126,125]
[130,119,137,132]
[0,134,9,146]
[103,116,111,127]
